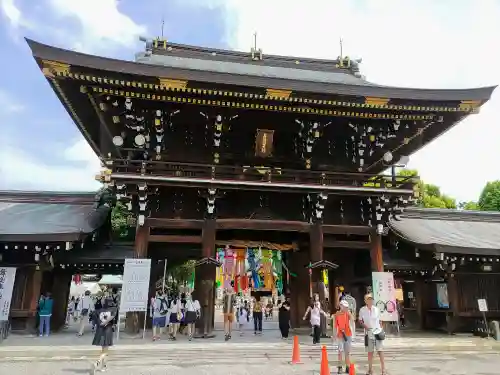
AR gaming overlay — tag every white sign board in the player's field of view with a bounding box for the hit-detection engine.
[0,267,17,321]
[478,299,488,312]
[372,271,398,322]
[119,259,151,313]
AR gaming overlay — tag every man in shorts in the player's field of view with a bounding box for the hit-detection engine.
[358,294,386,375]
[333,299,353,374]
[222,289,236,340]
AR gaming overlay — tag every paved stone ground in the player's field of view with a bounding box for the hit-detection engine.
[2,309,498,374]
[1,331,498,374]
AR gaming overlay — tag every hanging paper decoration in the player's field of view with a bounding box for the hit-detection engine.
[272,251,283,294]
[322,269,329,286]
[188,268,195,289]
[247,248,260,289]
[215,250,224,288]
[235,248,247,291]
[261,249,273,289]
[223,247,235,290]
[73,274,82,285]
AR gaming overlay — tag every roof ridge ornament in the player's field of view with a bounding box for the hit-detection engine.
[251,32,263,61]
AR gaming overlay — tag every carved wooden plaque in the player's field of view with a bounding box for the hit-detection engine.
[255,129,274,158]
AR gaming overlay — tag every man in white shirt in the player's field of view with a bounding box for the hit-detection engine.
[358,294,386,375]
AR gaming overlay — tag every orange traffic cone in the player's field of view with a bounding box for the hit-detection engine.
[290,335,302,364]
[320,345,330,375]
[349,363,356,375]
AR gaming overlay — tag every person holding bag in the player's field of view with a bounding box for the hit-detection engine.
[358,294,386,375]
[333,300,354,374]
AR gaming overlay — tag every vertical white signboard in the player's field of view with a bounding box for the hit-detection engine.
[119,259,151,313]
[372,271,398,322]
[0,267,17,321]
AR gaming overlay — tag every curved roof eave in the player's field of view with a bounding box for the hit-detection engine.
[26,38,497,102]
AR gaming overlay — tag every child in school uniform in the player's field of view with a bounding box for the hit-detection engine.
[238,301,250,336]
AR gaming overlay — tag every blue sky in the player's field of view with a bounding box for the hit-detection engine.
[1,0,500,201]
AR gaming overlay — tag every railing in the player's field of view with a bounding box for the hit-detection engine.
[110,160,417,192]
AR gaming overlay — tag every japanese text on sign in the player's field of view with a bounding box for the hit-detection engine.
[478,299,488,312]
[0,267,17,321]
[371,272,398,322]
[119,259,151,313]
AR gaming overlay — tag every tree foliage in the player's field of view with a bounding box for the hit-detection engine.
[170,260,196,284]
[111,202,133,239]
[398,169,457,209]
[478,180,500,212]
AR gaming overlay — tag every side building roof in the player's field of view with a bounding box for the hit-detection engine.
[0,190,109,242]
[389,207,500,256]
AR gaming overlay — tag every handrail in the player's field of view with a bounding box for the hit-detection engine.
[109,160,417,192]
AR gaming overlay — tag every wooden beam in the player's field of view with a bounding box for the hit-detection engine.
[148,235,202,243]
[216,219,308,232]
[324,239,371,249]
[146,218,203,229]
[323,224,371,235]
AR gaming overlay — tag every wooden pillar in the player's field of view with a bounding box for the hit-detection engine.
[415,277,426,330]
[126,223,149,333]
[310,222,327,335]
[370,232,384,272]
[25,268,43,332]
[446,274,460,334]
[289,251,310,329]
[194,218,217,337]
[50,270,72,331]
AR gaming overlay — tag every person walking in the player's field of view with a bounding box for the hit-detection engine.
[77,291,94,337]
[238,301,249,336]
[359,293,386,375]
[303,296,328,344]
[252,295,263,335]
[168,295,182,340]
[334,300,354,374]
[278,297,291,339]
[222,289,236,341]
[38,292,53,337]
[90,297,117,374]
[151,290,168,341]
[184,294,201,341]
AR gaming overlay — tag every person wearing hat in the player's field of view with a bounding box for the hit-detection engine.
[358,294,386,375]
[333,299,354,374]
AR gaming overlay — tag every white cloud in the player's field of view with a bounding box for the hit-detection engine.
[48,0,147,53]
[0,89,24,113]
[0,0,21,27]
[0,137,101,192]
[220,0,500,202]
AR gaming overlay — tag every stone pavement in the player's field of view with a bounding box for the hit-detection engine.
[0,332,498,375]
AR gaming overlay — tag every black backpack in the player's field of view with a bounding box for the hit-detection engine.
[159,298,169,315]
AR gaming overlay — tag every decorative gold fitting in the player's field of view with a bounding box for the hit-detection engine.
[112,116,120,124]
[364,97,390,106]
[41,60,70,78]
[153,38,168,49]
[80,86,87,93]
[159,78,188,90]
[459,100,481,112]
[99,102,108,111]
[266,89,292,99]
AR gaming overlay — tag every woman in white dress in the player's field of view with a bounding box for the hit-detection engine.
[303,295,328,344]
[168,295,182,340]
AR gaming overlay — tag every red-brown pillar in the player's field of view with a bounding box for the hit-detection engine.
[289,250,311,329]
[126,223,150,333]
[194,218,217,337]
[370,232,384,272]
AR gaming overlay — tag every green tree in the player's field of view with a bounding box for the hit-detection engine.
[111,202,133,238]
[398,169,457,209]
[170,260,196,284]
[458,201,479,210]
[478,180,500,211]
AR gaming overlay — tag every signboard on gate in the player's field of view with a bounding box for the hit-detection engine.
[0,267,17,321]
[372,272,398,322]
[478,299,488,312]
[119,259,151,313]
